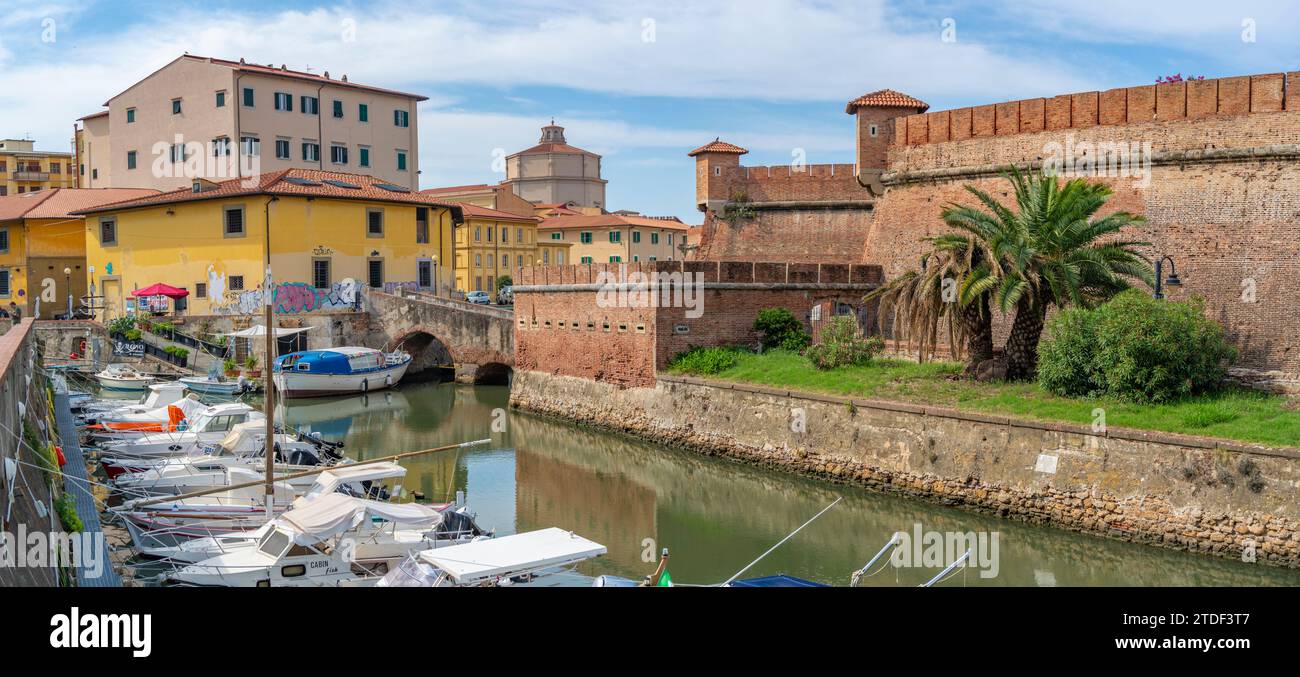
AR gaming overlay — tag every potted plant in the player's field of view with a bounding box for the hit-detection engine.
[244,354,261,378]
[223,357,240,377]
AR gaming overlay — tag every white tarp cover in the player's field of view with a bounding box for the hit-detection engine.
[416,527,607,584]
[222,325,314,338]
[218,421,263,452]
[275,493,441,545]
[300,462,407,500]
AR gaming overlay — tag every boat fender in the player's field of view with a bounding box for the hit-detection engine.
[385,373,392,386]
[361,378,368,393]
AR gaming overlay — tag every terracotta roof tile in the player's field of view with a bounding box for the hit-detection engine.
[538,213,691,232]
[71,169,461,216]
[25,188,159,219]
[454,202,539,222]
[419,184,493,195]
[687,139,749,157]
[511,142,599,156]
[0,191,57,221]
[844,89,929,114]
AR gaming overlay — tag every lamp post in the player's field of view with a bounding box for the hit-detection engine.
[1153,255,1182,300]
[64,267,72,318]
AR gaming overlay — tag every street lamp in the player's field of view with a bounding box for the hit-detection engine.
[1153,255,1182,299]
[64,267,72,318]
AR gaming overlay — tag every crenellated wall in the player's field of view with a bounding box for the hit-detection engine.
[895,72,1296,148]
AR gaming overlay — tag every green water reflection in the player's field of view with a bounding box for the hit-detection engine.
[275,382,1300,587]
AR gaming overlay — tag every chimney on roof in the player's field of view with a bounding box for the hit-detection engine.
[342,74,348,82]
[324,71,330,79]
[280,64,287,71]
[239,57,245,65]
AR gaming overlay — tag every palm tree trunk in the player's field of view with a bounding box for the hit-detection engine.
[1004,299,1045,381]
[961,296,994,373]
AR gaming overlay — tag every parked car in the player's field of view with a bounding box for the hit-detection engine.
[466,291,491,305]
[496,286,514,305]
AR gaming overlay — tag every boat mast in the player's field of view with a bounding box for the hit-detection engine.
[264,196,278,518]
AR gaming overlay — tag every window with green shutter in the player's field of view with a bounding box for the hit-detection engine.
[215,91,226,107]
[243,87,255,107]
[359,147,370,167]
[359,104,368,122]
[333,100,343,118]
[632,231,640,243]
[609,230,621,243]
[396,151,407,171]
[580,231,592,244]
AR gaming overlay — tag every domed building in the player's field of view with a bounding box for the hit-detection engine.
[503,122,607,209]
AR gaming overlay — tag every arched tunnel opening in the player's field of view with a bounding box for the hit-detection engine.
[394,331,456,383]
[474,362,513,386]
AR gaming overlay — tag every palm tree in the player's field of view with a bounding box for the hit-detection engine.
[942,168,1153,380]
[866,234,994,373]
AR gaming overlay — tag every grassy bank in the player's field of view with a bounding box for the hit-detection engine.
[667,350,1300,447]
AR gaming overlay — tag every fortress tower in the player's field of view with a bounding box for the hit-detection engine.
[843,89,929,193]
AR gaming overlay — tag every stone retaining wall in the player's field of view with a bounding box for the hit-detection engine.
[510,370,1300,569]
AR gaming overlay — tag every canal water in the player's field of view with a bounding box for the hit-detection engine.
[272,381,1300,587]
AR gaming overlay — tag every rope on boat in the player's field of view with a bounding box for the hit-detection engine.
[722,496,843,587]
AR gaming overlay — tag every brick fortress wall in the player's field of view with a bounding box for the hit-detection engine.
[691,71,1300,385]
[512,261,882,387]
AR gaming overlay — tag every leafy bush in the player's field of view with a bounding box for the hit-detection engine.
[1037,307,1104,398]
[667,346,742,375]
[245,355,259,369]
[163,346,189,360]
[54,494,82,533]
[804,316,884,369]
[124,329,142,341]
[223,357,239,373]
[1037,290,1236,403]
[107,316,135,335]
[754,307,810,352]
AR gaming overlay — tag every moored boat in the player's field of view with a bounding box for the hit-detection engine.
[96,364,157,391]
[273,347,411,398]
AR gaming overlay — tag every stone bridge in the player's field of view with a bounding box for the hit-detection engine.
[364,289,515,384]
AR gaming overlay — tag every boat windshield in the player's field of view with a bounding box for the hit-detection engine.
[188,412,212,431]
[257,528,292,558]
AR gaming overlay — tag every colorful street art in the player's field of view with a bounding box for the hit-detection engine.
[209,277,419,315]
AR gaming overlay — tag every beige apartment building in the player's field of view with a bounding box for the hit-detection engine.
[538,213,691,264]
[0,139,75,195]
[503,123,606,209]
[73,54,424,191]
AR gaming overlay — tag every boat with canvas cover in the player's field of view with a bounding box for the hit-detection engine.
[375,527,607,588]
[165,493,474,587]
[180,374,254,397]
[156,491,488,574]
[115,462,411,550]
[273,347,411,398]
[96,363,157,391]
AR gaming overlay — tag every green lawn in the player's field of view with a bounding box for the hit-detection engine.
[667,350,1300,447]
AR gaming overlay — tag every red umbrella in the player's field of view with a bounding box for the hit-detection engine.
[129,283,190,299]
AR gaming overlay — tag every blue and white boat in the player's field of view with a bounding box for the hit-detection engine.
[272,347,411,398]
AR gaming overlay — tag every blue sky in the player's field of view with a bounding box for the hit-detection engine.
[1,0,1296,220]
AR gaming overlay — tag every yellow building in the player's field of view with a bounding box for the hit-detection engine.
[74,169,461,318]
[0,139,75,196]
[538,212,692,264]
[0,188,156,318]
[452,203,551,297]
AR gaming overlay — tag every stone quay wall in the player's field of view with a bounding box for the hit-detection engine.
[510,369,1300,569]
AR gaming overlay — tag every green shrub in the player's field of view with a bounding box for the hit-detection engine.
[803,316,884,369]
[108,316,135,335]
[1037,290,1235,403]
[124,328,142,341]
[1037,307,1104,398]
[54,493,82,533]
[754,307,810,352]
[667,346,742,375]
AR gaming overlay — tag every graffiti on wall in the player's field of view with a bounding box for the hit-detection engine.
[209,277,420,315]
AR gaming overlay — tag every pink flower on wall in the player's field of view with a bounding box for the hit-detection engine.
[1155,74,1207,84]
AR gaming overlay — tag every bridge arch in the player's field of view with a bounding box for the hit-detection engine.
[388,328,456,383]
[473,362,514,386]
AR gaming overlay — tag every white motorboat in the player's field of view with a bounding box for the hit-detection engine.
[110,421,342,495]
[272,347,411,398]
[97,402,263,465]
[77,382,188,422]
[152,496,486,567]
[82,396,209,446]
[115,462,412,551]
[165,493,472,587]
[96,364,156,391]
[376,528,607,588]
[180,374,254,397]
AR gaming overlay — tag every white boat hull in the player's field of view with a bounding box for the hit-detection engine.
[273,359,410,398]
[98,375,155,391]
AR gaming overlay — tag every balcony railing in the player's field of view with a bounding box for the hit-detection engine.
[13,171,50,181]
